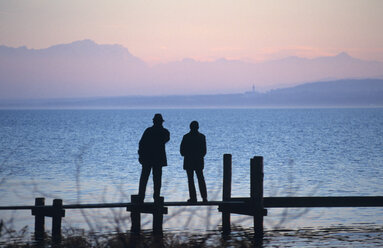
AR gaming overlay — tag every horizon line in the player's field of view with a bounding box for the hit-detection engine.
[0,77,382,102]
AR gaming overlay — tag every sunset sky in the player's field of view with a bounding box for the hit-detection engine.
[1,0,383,64]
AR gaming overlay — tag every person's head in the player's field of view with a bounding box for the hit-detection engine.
[190,120,199,132]
[153,113,164,125]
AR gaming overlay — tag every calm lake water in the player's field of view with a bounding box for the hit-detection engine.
[0,108,382,238]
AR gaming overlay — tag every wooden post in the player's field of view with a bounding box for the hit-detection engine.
[131,195,141,233]
[34,198,45,240]
[52,199,64,241]
[222,154,232,234]
[153,197,164,235]
[251,156,264,239]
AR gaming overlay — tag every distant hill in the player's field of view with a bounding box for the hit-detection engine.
[1,79,382,108]
[257,79,383,106]
[1,40,383,99]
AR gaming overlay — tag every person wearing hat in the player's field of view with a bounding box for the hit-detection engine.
[138,113,170,202]
[180,120,208,203]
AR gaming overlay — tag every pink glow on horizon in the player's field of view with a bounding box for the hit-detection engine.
[0,0,382,63]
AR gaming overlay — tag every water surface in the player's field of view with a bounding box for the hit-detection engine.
[0,108,382,233]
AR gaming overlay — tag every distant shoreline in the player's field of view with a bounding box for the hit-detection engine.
[1,79,382,109]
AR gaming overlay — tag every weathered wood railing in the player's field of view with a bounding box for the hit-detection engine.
[0,154,382,242]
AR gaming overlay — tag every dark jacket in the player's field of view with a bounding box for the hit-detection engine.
[138,125,170,167]
[180,131,206,170]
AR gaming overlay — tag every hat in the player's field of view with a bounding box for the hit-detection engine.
[153,113,164,122]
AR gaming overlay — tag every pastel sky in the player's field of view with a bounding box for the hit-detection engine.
[1,0,383,63]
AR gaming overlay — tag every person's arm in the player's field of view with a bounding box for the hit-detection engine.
[202,135,207,157]
[180,136,185,157]
[138,129,148,163]
[164,129,170,143]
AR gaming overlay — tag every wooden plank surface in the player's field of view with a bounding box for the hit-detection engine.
[264,196,383,208]
[1,197,383,210]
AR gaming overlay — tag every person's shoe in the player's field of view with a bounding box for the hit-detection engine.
[202,198,208,203]
[187,198,197,203]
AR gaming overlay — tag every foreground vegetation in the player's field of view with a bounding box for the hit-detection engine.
[1,221,383,248]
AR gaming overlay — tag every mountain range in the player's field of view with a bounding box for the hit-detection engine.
[1,39,383,99]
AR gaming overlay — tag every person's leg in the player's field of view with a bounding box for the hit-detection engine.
[195,169,208,202]
[152,166,162,200]
[138,165,151,201]
[186,169,197,202]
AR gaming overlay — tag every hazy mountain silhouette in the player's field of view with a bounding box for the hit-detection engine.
[0,40,149,98]
[1,39,383,99]
[1,79,382,108]
[151,51,383,93]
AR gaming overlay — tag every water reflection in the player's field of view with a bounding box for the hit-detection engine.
[1,225,382,247]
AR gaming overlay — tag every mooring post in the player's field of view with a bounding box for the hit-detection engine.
[33,197,45,240]
[153,197,165,235]
[222,153,232,234]
[131,195,141,233]
[251,156,264,239]
[52,199,64,241]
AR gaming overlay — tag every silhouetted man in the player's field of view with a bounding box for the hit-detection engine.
[180,121,208,203]
[138,114,170,202]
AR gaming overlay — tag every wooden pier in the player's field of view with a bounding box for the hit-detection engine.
[0,154,383,242]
